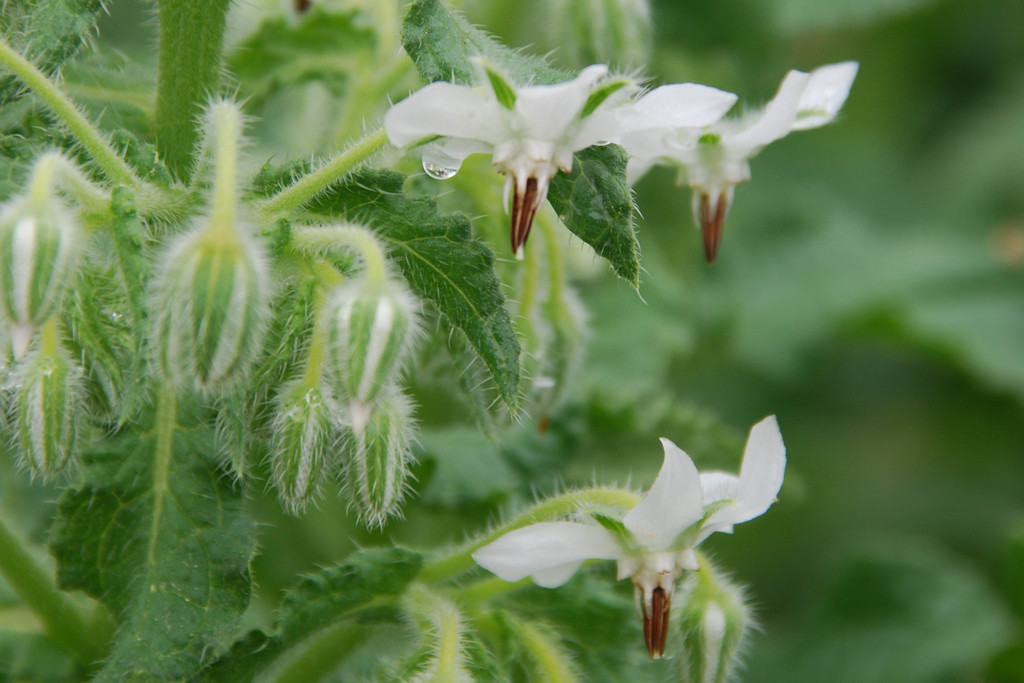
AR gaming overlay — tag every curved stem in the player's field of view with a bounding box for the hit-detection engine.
[155,0,232,181]
[254,620,371,683]
[258,128,389,220]
[512,616,581,682]
[0,514,111,664]
[28,152,110,217]
[0,37,137,187]
[419,487,639,583]
[207,102,242,234]
[291,224,390,286]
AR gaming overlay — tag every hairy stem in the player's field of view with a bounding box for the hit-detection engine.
[0,37,136,187]
[155,0,232,181]
[291,224,390,286]
[420,487,639,583]
[258,128,389,219]
[0,514,110,664]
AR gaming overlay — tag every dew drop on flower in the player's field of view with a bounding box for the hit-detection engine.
[423,161,458,179]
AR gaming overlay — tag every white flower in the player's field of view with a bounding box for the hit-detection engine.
[385,61,632,259]
[621,62,858,262]
[386,61,736,260]
[472,416,786,657]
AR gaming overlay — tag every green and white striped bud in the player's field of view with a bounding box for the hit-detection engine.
[675,563,751,683]
[150,222,269,392]
[327,279,418,406]
[269,381,333,514]
[0,197,81,358]
[15,345,83,477]
[346,389,415,528]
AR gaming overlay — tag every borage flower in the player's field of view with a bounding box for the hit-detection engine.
[385,61,736,260]
[385,61,633,259]
[622,62,858,262]
[472,416,786,658]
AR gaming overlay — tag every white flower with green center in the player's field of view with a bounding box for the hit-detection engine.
[386,60,736,261]
[622,62,858,262]
[472,416,786,658]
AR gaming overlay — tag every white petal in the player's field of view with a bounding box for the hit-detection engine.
[623,438,705,551]
[728,69,811,153]
[702,416,786,533]
[384,82,504,148]
[792,61,859,130]
[699,471,740,505]
[515,65,609,141]
[620,84,738,134]
[421,137,491,172]
[472,521,621,585]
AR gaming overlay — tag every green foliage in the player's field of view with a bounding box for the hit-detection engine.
[547,145,641,287]
[227,7,376,106]
[195,548,422,681]
[50,416,256,681]
[298,167,523,411]
[0,0,102,106]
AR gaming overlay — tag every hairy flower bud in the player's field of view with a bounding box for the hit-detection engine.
[675,566,750,683]
[346,389,415,528]
[327,280,417,406]
[150,221,269,392]
[0,197,80,357]
[15,346,83,477]
[270,381,333,514]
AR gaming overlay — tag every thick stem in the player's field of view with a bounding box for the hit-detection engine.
[155,0,232,181]
[0,514,110,664]
[258,128,389,220]
[207,102,242,233]
[420,487,639,583]
[0,38,136,187]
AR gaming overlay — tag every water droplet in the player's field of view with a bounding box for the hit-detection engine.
[423,161,458,180]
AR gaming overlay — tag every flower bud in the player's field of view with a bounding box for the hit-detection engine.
[346,389,415,528]
[15,346,83,477]
[675,565,751,683]
[269,381,333,514]
[327,280,418,406]
[150,222,269,392]
[0,197,81,358]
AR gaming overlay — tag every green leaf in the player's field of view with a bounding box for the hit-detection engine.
[195,548,422,682]
[402,0,561,86]
[49,411,256,681]
[0,0,103,106]
[227,6,376,106]
[299,167,522,410]
[548,145,641,287]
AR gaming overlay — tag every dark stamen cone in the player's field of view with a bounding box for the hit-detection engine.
[510,176,540,259]
[643,586,672,658]
[700,192,729,263]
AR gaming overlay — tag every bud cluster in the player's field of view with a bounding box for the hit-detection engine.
[326,274,420,527]
[674,565,751,683]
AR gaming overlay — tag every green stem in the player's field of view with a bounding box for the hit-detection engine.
[0,37,136,187]
[513,616,581,682]
[207,102,242,233]
[0,514,109,664]
[291,225,390,286]
[254,611,383,683]
[455,575,532,605]
[148,386,177,565]
[420,487,639,583]
[258,128,389,220]
[29,152,110,217]
[155,0,232,181]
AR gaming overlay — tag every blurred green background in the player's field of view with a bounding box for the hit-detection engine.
[46,0,1024,680]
